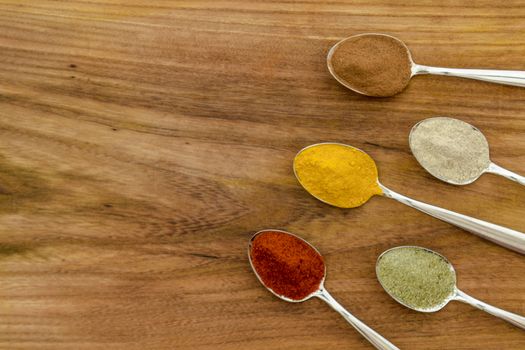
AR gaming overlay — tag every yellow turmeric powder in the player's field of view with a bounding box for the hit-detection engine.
[293,143,382,208]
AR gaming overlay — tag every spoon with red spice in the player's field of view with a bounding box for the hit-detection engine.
[327,33,525,97]
[248,229,399,350]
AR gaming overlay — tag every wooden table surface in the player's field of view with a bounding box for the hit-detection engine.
[1,1,524,349]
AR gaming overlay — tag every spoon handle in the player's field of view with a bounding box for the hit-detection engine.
[413,64,525,88]
[486,162,525,186]
[316,288,400,350]
[454,289,525,329]
[379,184,525,254]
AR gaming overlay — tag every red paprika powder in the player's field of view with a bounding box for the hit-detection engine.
[249,230,325,300]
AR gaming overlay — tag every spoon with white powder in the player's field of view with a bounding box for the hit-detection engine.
[409,117,525,186]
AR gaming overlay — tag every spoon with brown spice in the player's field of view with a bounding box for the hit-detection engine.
[249,229,400,350]
[327,33,525,97]
[376,246,525,329]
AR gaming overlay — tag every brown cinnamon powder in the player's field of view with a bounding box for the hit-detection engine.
[329,34,412,97]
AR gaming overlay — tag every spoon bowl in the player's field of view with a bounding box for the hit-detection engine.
[376,246,525,329]
[327,33,415,97]
[376,246,457,313]
[248,229,326,303]
[293,142,382,208]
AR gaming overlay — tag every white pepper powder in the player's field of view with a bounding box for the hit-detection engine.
[409,117,490,184]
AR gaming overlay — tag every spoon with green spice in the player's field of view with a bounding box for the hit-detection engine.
[409,117,525,186]
[376,246,525,329]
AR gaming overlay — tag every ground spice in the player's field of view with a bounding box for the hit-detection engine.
[376,247,456,310]
[329,34,412,97]
[294,143,382,208]
[249,230,325,301]
[409,117,490,184]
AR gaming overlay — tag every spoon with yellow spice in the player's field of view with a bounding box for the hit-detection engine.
[293,143,525,254]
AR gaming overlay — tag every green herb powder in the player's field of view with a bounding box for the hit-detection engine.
[376,247,456,310]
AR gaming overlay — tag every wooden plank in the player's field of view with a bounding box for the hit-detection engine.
[0,1,523,349]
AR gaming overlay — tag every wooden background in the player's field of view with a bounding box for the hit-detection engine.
[0,1,524,349]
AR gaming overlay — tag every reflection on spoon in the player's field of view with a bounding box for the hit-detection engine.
[410,117,525,186]
[376,246,525,329]
[293,143,525,254]
[249,229,400,350]
[327,33,525,97]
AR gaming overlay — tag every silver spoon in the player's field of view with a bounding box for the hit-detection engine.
[327,33,525,97]
[376,246,525,329]
[293,143,525,254]
[410,117,525,186]
[249,229,400,350]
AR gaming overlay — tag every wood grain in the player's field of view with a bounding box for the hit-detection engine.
[0,1,524,349]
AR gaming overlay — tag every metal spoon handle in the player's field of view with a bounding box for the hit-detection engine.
[454,289,525,329]
[413,64,525,88]
[316,288,400,350]
[486,162,525,186]
[379,184,525,254]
